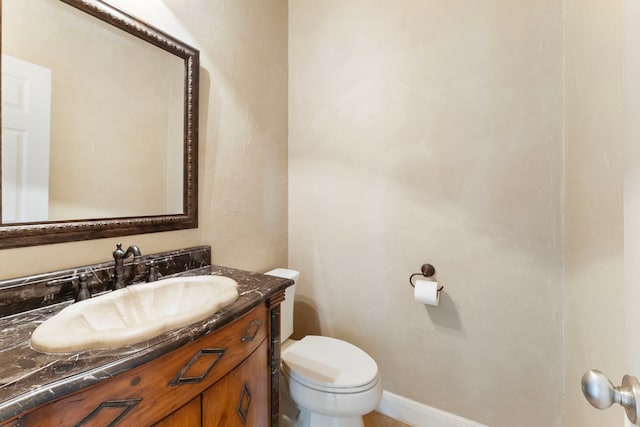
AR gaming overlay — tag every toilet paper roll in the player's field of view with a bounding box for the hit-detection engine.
[414,279,440,306]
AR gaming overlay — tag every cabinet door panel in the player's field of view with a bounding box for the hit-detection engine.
[153,395,201,426]
[202,340,269,427]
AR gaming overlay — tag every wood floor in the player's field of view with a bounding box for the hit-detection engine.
[363,411,412,427]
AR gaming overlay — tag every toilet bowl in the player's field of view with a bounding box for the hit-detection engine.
[265,269,382,427]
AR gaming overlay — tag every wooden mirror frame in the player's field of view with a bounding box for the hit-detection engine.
[0,0,199,249]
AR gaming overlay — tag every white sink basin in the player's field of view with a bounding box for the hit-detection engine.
[31,275,239,353]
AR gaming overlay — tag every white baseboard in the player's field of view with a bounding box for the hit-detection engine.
[375,391,489,427]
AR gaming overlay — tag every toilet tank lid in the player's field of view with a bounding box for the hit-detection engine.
[282,335,379,390]
[265,268,300,281]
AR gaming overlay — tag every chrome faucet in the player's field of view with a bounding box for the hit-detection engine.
[112,243,142,290]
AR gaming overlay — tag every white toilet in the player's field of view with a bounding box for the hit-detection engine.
[266,269,383,427]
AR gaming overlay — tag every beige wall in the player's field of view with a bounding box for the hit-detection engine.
[625,0,640,405]
[563,1,625,426]
[289,1,564,426]
[0,0,288,278]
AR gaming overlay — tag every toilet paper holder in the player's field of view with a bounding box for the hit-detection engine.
[409,264,444,292]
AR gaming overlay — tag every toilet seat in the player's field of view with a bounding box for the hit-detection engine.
[282,335,379,394]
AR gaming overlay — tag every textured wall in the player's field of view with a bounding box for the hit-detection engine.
[288,1,564,426]
[563,1,625,426]
[0,0,288,278]
[625,0,640,414]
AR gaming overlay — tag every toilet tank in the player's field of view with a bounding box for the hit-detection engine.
[264,268,299,342]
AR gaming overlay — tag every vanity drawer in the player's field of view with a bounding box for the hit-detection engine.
[19,304,268,427]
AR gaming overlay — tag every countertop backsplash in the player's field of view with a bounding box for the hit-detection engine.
[0,246,212,318]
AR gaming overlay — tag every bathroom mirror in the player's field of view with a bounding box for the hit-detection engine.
[0,0,199,248]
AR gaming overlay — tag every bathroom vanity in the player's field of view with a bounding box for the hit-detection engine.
[0,246,291,426]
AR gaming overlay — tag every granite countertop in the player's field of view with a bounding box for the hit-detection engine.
[0,265,292,422]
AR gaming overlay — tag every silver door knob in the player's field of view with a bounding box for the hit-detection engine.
[581,370,640,425]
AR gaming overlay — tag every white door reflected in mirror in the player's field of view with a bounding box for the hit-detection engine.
[1,54,51,223]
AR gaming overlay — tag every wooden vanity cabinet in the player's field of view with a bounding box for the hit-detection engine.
[154,340,268,427]
[8,302,277,427]
[201,340,268,426]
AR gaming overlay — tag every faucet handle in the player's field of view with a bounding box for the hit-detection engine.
[147,260,161,282]
[113,243,125,260]
[75,273,92,302]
